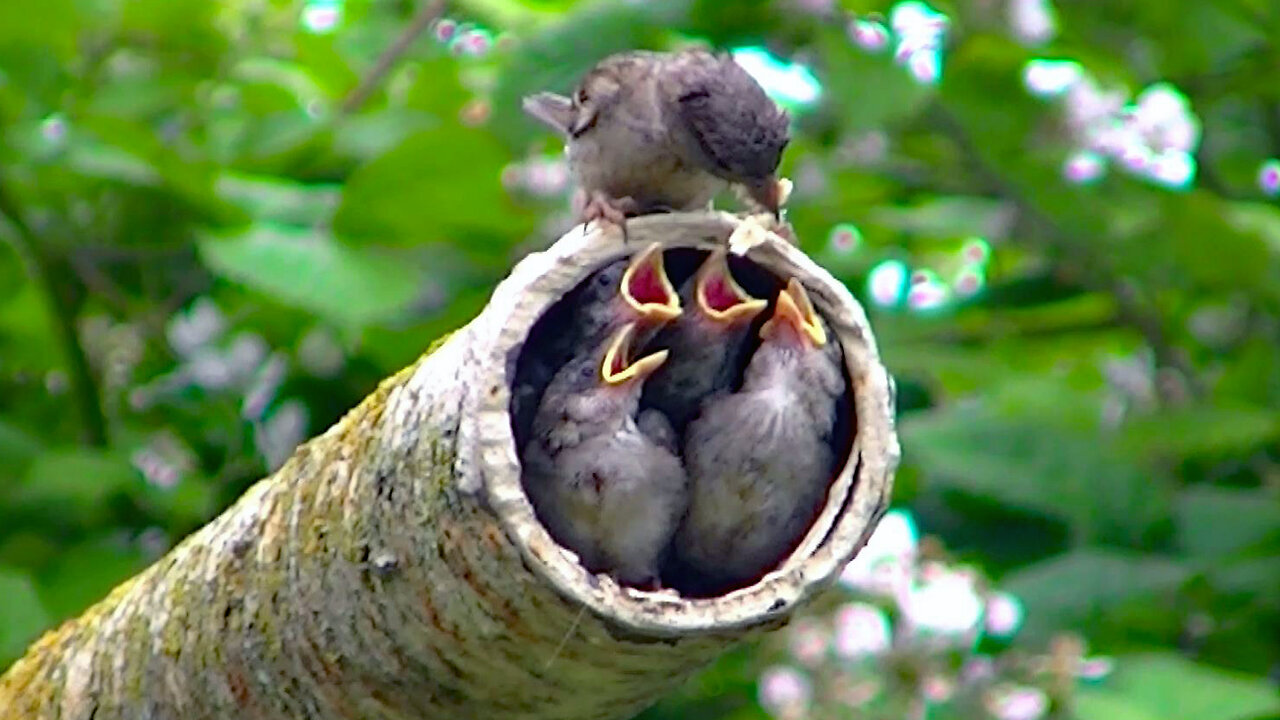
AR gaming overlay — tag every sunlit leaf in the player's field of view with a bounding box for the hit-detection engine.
[335,128,532,245]
[198,222,421,328]
[1174,486,1280,558]
[1001,549,1189,641]
[1076,654,1280,720]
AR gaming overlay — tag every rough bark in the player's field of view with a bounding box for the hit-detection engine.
[0,211,899,720]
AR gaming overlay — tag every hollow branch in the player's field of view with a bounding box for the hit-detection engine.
[0,212,899,720]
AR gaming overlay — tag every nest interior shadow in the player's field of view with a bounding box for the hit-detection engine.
[510,246,858,597]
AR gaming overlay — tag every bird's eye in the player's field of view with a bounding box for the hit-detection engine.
[580,363,596,379]
[575,87,589,105]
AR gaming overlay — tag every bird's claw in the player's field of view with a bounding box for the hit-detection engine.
[576,189,639,242]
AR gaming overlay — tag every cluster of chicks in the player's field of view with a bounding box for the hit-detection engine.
[516,245,846,595]
[516,47,846,594]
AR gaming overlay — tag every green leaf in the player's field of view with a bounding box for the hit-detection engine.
[332,110,436,162]
[198,222,421,328]
[1073,688,1165,720]
[1174,486,1280,558]
[1118,405,1280,459]
[36,541,150,621]
[1076,654,1280,720]
[215,172,342,226]
[867,196,1015,241]
[1156,192,1280,301]
[1001,549,1189,641]
[0,419,43,479]
[16,448,142,513]
[901,383,1170,542]
[334,128,531,245]
[0,566,51,660]
[816,24,934,132]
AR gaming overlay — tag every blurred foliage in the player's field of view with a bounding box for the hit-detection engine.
[1,0,1278,718]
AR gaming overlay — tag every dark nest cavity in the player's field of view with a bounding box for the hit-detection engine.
[509,247,858,597]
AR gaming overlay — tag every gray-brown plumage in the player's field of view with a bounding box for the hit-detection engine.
[512,243,681,436]
[674,279,845,593]
[642,249,768,431]
[522,322,689,588]
[522,48,791,230]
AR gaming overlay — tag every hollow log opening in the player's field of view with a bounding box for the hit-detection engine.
[511,245,858,598]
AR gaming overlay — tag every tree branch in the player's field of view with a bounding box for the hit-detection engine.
[0,179,108,446]
[0,213,899,720]
[340,0,448,114]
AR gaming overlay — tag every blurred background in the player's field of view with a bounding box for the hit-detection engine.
[1,0,1279,717]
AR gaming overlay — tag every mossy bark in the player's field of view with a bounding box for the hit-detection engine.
[0,212,899,720]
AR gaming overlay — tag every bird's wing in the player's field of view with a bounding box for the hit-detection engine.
[666,52,790,182]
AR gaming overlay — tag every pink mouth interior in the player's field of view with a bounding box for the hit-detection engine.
[702,273,741,312]
[628,261,670,306]
[608,345,629,376]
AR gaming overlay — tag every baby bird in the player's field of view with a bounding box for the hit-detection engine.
[512,243,681,436]
[674,279,846,593]
[522,322,688,588]
[562,242,682,352]
[522,48,791,231]
[642,249,768,432]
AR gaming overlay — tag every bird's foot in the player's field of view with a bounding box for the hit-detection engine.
[575,189,639,242]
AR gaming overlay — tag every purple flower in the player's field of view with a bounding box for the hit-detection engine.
[758,666,811,719]
[787,618,831,667]
[833,603,892,658]
[849,19,890,52]
[1257,159,1280,196]
[984,592,1024,637]
[987,685,1048,720]
[1008,0,1057,46]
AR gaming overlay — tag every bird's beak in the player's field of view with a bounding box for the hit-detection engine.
[522,92,576,136]
[621,242,682,325]
[695,249,768,326]
[760,278,827,348]
[745,177,789,219]
[602,322,670,385]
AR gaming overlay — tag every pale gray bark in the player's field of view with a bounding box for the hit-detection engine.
[0,212,899,720]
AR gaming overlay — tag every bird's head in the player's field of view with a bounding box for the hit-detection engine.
[760,278,827,351]
[693,249,767,330]
[601,322,669,390]
[546,321,668,427]
[521,60,626,139]
[619,242,682,328]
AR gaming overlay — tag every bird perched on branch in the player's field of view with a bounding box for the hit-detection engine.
[522,48,791,234]
[522,322,688,589]
[642,248,768,432]
[674,279,845,593]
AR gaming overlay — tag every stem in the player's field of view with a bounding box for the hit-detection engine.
[340,0,448,114]
[0,180,108,446]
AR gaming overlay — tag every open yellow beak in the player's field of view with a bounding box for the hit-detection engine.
[601,322,670,385]
[694,249,768,325]
[620,242,682,325]
[760,278,827,348]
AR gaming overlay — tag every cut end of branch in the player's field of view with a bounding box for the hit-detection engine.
[465,212,900,639]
